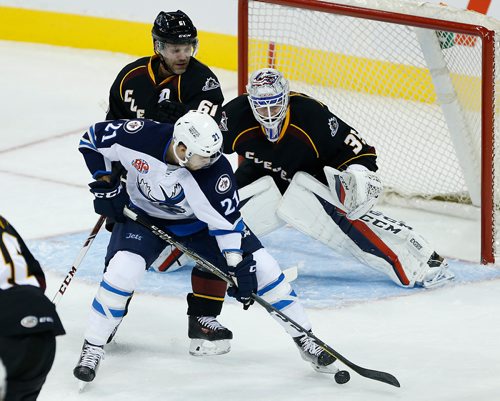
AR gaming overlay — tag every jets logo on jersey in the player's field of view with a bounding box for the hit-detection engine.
[124,120,144,134]
[136,178,186,214]
[131,159,150,174]
[202,77,220,91]
[215,174,231,194]
[328,117,339,137]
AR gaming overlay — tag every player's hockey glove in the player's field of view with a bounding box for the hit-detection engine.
[146,100,189,123]
[89,178,129,223]
[226,253,257,310]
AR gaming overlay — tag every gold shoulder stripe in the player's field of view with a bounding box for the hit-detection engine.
[290,92,325,107]
[336,153,378,170]
[120,65,147,101]
[289,123,319,158]
[177,74,182,102]
[232,126,261,151]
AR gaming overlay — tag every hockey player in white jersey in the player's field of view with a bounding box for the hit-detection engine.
[73,111,345,384]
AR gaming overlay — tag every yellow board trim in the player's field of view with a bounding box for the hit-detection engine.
[0,6,481,110]
[249,39,482,111]
[0,6,237,70]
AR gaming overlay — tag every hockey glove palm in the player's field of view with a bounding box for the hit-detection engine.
[89,179,129,223]
[226,255,258,310]
[146,100,188,123]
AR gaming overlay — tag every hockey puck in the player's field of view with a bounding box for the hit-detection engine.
[334,370,350,384]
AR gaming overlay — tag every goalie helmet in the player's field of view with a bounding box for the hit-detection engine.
[246,68,290,142]
[152,10,199,55]
[172,110,223,169]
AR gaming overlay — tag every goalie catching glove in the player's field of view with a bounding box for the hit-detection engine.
[224,252,257,310]
[324,164,383,220]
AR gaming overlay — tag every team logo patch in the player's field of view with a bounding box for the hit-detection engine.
[215,174,232,194]
[202,77,220,91]
[124,120,144,134]
[328,117,339,137]
[21,315,38,328]
[131,159,150,174]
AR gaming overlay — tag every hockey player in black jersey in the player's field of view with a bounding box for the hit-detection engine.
[106,10,223,123]
[0,215,65,401]
[221,68,454,289]
[104,10,231,355]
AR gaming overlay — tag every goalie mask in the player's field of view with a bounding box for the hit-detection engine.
[246,68,290,142]
[172,110,223,170]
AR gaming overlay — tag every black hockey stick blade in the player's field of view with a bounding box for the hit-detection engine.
[123,207,400,387]
[253,293,400,387]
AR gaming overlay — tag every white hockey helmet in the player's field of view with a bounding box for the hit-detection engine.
[172,110,223,169]
[246,68,290,142]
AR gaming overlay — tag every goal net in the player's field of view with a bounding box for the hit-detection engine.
[238,0,500,264]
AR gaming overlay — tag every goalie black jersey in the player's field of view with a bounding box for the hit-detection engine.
[0,215,65,336]
[106,55,224,121]
[221,92,378,193]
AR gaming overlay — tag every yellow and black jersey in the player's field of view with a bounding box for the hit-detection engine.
[106,55,224,121]
[0,215,45,290]
[0,215,65,336]
[221,92,378,193]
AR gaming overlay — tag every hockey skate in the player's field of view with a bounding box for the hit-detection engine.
[417,252,455,288]
[73,340,105,387]
[293,333,340,374]
[188,316,233,356]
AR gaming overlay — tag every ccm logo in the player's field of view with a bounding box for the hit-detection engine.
[94,186,122,198]
[410,237,422,250]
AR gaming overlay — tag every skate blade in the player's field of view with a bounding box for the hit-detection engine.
[189,339,231,356]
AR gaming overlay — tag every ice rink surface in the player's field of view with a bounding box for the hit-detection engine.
[1,41,500,400]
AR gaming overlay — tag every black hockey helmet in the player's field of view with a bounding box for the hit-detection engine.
[152,10,198,45]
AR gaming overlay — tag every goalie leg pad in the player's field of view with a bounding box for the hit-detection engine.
[278,172,450,288]
[253,248,311,336]
[85,251,146,345]
[239,176,285,236]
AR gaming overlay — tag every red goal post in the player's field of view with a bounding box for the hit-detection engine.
[238,0,500,264]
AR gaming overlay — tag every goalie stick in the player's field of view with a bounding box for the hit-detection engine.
[123,206,400,388]
[51,215,105,305]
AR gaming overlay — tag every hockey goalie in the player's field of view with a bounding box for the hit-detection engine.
[220,67,455,289]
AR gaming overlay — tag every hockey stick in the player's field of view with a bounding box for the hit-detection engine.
[123,206,400,388]
[51,215,106,305]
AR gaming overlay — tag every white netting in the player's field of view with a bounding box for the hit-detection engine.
[245,0,500,261]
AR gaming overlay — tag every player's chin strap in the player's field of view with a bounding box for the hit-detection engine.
[122,206,400,388]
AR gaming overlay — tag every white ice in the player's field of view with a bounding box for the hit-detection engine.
[0,41,499,401]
